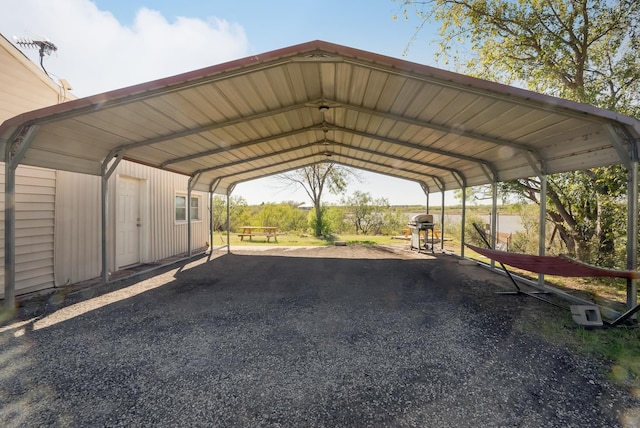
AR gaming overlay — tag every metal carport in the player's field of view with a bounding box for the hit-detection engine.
[1,40,639,312]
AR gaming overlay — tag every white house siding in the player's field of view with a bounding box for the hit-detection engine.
[0,166,56,297]
[54,171,101,286]
[1,35,76,297]
[112,161,209,266]
[54,160,209,285]
[2,35,208,294]
[0,35,72,121]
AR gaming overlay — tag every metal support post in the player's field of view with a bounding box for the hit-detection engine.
[440,189,445,251]
[460,186,467,257]
[100,150,125,283]
[627,161,638,314]
[226,191,231,254]
[187,173,202,257]
[4,161,17,310]
[538,175,548,287]
[100,175,109,283]
[490,182,498,269]
[187,184,192,256]
[209,191,213,252]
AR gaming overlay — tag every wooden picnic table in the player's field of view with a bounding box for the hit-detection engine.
[238,226,278,242]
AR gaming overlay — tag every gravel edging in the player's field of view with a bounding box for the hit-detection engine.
[1,245,639,427]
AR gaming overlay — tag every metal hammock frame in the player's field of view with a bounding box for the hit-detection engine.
[469,223,639,327]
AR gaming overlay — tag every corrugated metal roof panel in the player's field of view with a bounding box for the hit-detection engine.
[1,40,638,197]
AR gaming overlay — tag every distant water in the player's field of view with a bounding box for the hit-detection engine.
[409,213,523,234]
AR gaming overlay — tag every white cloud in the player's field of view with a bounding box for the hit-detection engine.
[1,0,248,96]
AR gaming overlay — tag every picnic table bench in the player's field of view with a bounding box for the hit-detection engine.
[238,226,278,242]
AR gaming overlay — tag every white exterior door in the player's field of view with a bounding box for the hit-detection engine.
[116,176,141,268]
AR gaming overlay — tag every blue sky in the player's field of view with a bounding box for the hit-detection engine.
[91,0,436,62]
[2,0,460,206]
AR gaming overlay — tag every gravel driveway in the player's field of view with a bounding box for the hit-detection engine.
[1,244,639,427]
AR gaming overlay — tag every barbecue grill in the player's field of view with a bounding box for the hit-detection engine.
[408,214,435,252]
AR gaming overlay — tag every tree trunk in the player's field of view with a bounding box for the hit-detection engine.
[313,202,323,236]
[548,212,577,256]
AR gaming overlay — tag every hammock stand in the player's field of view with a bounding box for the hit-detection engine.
[469,223,639,327]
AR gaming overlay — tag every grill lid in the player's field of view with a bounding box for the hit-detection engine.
[409,214,433,224]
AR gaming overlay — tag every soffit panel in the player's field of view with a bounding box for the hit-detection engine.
[145,92,213,127]
[405,84,446,120]
[76,105,179,142]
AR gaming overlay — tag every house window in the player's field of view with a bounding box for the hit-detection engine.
[190,196,200,220]
[175,194,201,221]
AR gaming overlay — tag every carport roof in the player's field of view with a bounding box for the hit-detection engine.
[1,40,639,194]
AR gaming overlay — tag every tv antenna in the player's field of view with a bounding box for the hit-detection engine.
[14,36,57,77]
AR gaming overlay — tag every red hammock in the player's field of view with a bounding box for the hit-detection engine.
[466,243,640,280]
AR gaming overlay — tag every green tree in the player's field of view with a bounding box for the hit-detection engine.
[253,203,308,231]
[453,185,505,205]
[380,208,409,235]
[342,191,391,235]
[276,163,359,236]
[398,0,640,110]
[211,195,250,232]
[398,0,640,265]
[324,205,350,234]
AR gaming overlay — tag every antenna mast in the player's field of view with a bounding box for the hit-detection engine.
[14,36,58,77]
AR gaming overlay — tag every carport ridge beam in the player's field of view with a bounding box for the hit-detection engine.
[225,167,432,199]
[165,122,496,185]
[192,139,465,187]
[215,154,446,196]
[160,124,488,183]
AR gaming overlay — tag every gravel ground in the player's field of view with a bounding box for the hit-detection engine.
[1,244,639,427]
